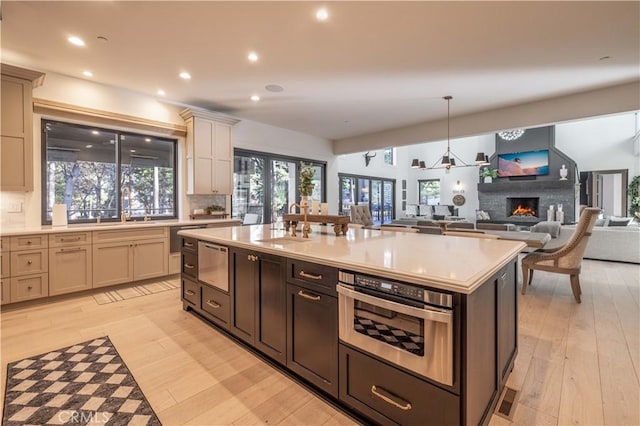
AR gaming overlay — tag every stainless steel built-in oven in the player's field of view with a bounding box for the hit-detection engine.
[198,242,229,292]
[337,271,454,386]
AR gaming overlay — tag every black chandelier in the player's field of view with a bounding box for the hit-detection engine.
[411,96,489,170]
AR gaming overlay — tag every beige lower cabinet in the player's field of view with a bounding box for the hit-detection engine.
[10,273,48,303]
[1,279,9,305]
[133,239,168,281]
[1,250,9,278]
[49,245,93,295]
[92,242,134,288]
[92,227,168,288]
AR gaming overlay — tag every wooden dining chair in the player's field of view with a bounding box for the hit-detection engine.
[521,207,600,303]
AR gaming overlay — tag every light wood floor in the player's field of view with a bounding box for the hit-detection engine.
[1,259,638,425]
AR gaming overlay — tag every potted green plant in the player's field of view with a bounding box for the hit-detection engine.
[480,168,498,183]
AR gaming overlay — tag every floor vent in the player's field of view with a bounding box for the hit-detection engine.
[495,386,519,420]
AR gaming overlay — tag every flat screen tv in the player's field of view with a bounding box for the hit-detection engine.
[497,149,549,177]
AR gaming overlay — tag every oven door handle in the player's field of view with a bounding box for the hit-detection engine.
[337,284,452,324]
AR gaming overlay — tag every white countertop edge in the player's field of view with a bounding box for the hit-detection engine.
[0,218,241,237]
[179,228,525,295]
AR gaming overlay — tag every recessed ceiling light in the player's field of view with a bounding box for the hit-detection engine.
[130,149,136,153]
[83,70,93,77]
[68,36,85,46]
[157,89,165,96]
[85,144,93,148]
[179,71,191,80]
[265,84,284,93]
[251,95,260,102]
[316,7,329,21]
[91,130,99,135]
[109,140,115,144]
[145,138,151,142]
[248,52,259,62]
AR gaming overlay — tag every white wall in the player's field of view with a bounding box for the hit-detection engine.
[0,71,338,228]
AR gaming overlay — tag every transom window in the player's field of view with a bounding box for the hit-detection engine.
[384,147,395,166]
[41,120,177,224]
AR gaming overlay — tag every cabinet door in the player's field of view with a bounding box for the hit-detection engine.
[213,158,232,194]
[255,253,286,365]
[1,251,9,278]
[10,273,48,302]
[92,242,133,288]
[497,263,517,388]
[212,122,232,194]
[11,249,48,276]
[133,238,168,281]
[229,248,256,344]
[1,75,33,191]
[193,118,214,194]
[286,283,339,397]
[49,245,92,295]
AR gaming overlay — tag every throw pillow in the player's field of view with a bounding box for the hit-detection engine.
[434,205,451,216]
[608,217,632,227]
[475,210,491,221]
[594,218,606,227]
[433,214,445,221]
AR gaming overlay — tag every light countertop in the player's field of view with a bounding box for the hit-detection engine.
[0,218,241,237]
[179,224,526,294]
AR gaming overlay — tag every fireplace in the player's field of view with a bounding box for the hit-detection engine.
[507,197,539,218]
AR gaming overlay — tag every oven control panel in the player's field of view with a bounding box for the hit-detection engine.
[355,275,425,301]
[339,271,453,308]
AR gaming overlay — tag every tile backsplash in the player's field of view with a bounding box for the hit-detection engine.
[187,194,228,215]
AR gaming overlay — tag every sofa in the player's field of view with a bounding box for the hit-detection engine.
[546,221,640,264]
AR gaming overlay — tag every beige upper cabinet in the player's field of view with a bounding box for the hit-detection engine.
[180,109,239,195]
[1,64,45,192]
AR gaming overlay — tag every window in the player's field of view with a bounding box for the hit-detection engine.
[42,120,177,223]
[339,173,395,225]
[383,147,395,166]
[418,179,440,205]
[233,150,326,224]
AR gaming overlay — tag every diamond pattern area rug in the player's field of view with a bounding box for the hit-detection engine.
[93,279,179,305]
[3,337,161,425]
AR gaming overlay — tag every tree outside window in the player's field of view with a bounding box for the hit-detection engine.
[418,179,441,205]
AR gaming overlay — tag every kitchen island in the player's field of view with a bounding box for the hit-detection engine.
[179,224,525,426]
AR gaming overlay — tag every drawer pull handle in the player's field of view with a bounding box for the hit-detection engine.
[185,290,196,296]
[206,300,221,309]
[184,242,194,247]
[60,248,83,253]
[61,237,81,242]
[371,385,412,411]
[184,264,195,269]
[297,290,321,301]
[27,240,33,245]
[27,260,33,265]
[27,286,33,290]
[299,271,322,280]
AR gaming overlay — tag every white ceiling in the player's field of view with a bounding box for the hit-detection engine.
[2,1,638,143]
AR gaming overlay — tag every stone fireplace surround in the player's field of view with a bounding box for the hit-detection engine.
[477,126,577,225]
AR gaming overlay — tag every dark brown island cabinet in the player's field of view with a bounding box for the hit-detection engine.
[181,238,518,426]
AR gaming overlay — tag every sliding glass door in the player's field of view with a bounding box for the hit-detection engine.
[339,173,395,225]
[233,150,326,224]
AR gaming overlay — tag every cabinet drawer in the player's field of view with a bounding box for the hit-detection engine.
[1,279,9,305]
[10,234,48,251]
[10,273,49,303]
[182,276,199,306]
[201,284,230,328]
[1,251,9,278]
[286,259,338,296]
[339,345,459,426]
[182,251,198,279]
[49,232,92,247]
[11,249,48,276]
[182,237,197,252]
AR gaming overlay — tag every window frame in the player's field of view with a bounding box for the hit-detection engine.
[40,119,178,225]
[338,172,396,224]
[418,179,441,206]
[232,148,327,224]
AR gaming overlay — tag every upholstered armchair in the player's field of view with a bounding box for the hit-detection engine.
[350,204,375,228]
[521,207,600,303]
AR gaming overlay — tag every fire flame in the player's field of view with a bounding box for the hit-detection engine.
[512,205,536,216]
